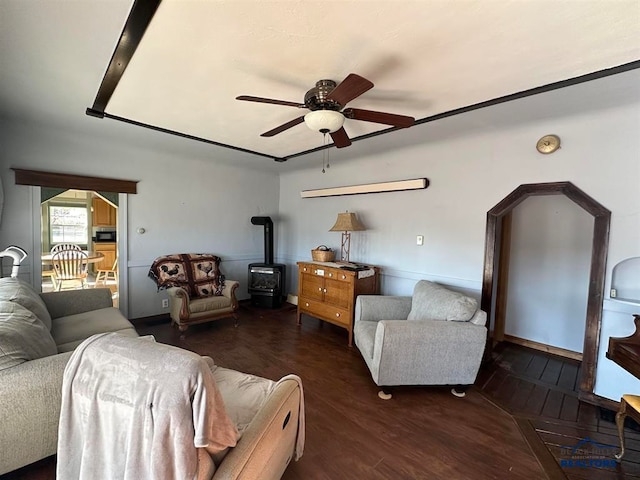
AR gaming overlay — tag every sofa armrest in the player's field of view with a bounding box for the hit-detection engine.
[221,280,239,301]
[470,309,487,326]
[166,287,190,320]
[40,288,113,319]
[355,295,412,323]
[0,352,73,475]
[213,378,301,480]
[372,320,487,386]
[376,319,487,345]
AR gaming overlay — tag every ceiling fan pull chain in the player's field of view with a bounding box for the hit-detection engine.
[321,132,328,173]
[325,133,330,170]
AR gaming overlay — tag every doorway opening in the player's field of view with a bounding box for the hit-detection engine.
[41,189,119,306]
[481,182,610,397]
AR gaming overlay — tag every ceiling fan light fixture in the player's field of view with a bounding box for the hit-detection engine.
[304,110,345,134]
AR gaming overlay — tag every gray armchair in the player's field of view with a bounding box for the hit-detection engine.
[354,280,487,399]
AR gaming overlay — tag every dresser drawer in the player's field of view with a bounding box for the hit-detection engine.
[298,296,350,327]
[324,267,351,283]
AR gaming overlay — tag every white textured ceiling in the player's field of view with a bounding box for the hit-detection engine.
[1,0,639,163]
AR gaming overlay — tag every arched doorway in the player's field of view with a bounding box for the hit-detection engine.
[481,181,610,396]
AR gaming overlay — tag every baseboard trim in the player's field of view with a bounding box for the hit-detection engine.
[503,335,583,361]
[130,313,170,327]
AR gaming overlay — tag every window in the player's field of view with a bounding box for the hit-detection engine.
[49,204,88,245]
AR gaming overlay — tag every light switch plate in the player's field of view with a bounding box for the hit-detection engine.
[417,235,424,246]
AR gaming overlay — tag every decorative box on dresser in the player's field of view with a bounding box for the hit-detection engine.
[296,261,380,346]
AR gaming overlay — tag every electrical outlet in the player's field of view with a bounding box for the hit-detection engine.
[162,299,169,308]
[416,235,424,246]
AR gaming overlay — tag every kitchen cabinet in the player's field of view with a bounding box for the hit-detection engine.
[92,197,116,227]
[93,242,116,272]
[296,261,379,346]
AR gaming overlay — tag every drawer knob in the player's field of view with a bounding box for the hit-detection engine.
[323,288,327,293]
[305,302,309,307]
[335,313,341,317]
[303,267,307,271]
[341,275,346,279]
[329,273,333,277]
[318,287,322,291]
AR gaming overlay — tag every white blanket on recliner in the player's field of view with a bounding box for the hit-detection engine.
[56,333,238,480]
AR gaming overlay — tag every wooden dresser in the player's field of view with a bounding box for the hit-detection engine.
[296,261,380,346]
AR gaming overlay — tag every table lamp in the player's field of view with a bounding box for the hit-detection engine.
[329,211,365,263]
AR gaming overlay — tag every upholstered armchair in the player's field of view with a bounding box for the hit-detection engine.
[167,280,239,331]
[354,280,487,399]
[148,253,240,332]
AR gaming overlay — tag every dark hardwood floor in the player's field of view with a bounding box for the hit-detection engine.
[478,342,640,479]
[2,302,637,479]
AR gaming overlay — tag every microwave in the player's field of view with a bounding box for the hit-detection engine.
[95,230,116,242]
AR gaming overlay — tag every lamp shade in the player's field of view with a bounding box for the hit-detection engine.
[329,212,365,232]
[304,110,345,133]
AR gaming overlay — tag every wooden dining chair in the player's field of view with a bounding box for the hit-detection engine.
[51,243,82,253]
[51,249,89,291]
[94,257,118,287]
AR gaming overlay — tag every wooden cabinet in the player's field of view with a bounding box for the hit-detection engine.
[93,242,116,271]
[297,261,380,346]
[92,197,116,226]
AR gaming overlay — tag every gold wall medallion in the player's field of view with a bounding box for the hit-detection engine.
[536,134,561,154]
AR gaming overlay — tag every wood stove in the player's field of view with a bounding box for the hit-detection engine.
[248,216,286,308]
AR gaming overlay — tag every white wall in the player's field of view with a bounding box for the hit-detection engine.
[0,118,280,318]
[505,195,593,353]
[1,70,639,401]
[278,71,640,400]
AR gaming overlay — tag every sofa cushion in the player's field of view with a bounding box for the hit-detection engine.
[0,278,52,330]
[189,295,232,314]
[51,307,137,353]
[0,301,58,371]
[407,280,478,322]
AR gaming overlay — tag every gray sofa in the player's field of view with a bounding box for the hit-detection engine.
[0,278,305,479]
[354,280,487,398]
[0,278,137,475]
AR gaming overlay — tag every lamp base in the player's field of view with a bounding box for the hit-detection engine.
[340,231,352,263]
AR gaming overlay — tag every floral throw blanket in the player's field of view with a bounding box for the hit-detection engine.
[148,253,225,298]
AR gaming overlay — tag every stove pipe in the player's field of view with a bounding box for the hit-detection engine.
[251,216,274,264]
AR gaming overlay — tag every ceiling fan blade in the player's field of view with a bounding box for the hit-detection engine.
[236,95,305,108]
[326,73,374,106]
[343,108,415,128]
[330,127,351,148]
[260,116,305,137]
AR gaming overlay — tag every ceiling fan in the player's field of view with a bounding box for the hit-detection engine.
[236,73,415,148]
